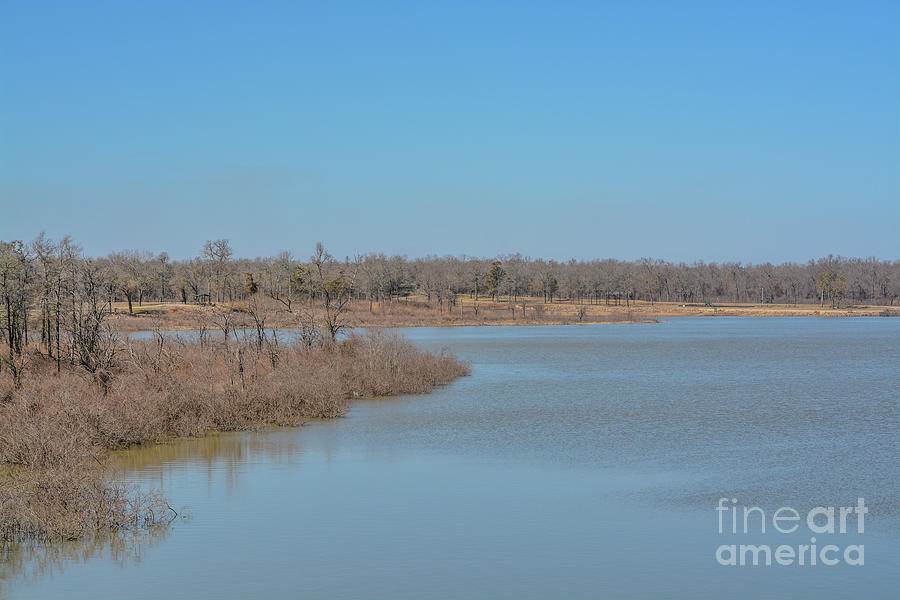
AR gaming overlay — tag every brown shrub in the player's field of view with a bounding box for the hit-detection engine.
[340,331,471,397]
[0,465,170,541]
[0,331,468,540]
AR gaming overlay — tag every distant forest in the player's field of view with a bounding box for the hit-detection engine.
[2,235,899,316]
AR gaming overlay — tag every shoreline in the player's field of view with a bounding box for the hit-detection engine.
[104,298,898,333]
[0,332,470,541]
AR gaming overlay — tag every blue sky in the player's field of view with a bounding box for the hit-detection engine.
[1,0,897,262]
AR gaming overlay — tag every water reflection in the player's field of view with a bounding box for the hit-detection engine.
[112,429,307,471]
[0,527,171,595]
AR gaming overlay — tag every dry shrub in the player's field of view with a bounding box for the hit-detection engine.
[340,331,471,397]
[0,331,468,540]
[0,466,169,541]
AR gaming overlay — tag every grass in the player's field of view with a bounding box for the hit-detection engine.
[104,296,897,333]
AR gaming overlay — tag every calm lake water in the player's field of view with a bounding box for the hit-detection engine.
[2,318,898,599]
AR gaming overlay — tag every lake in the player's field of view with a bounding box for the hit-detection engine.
[2,317,898,599]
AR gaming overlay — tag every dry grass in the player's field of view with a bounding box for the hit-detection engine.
[104,296,897,333]
[0,331,469,541]
[106,298,660,331]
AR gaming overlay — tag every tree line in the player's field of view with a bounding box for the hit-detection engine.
[2,234,898,382]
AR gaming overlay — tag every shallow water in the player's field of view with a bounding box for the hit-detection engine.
[3,318,898,598]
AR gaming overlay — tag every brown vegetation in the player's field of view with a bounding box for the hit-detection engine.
[101,295,897,333]
[6,236,898,334]
[0,332,469,541]
[0,234,894,541]
[103,297,659,332]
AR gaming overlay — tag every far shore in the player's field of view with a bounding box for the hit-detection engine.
[105,297,899,332]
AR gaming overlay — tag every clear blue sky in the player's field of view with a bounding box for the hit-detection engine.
[1,0,897,262]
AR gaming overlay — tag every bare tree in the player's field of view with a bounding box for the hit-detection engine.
[310,243,353,345]
[203,239,233,303]
[0,240,31,386]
